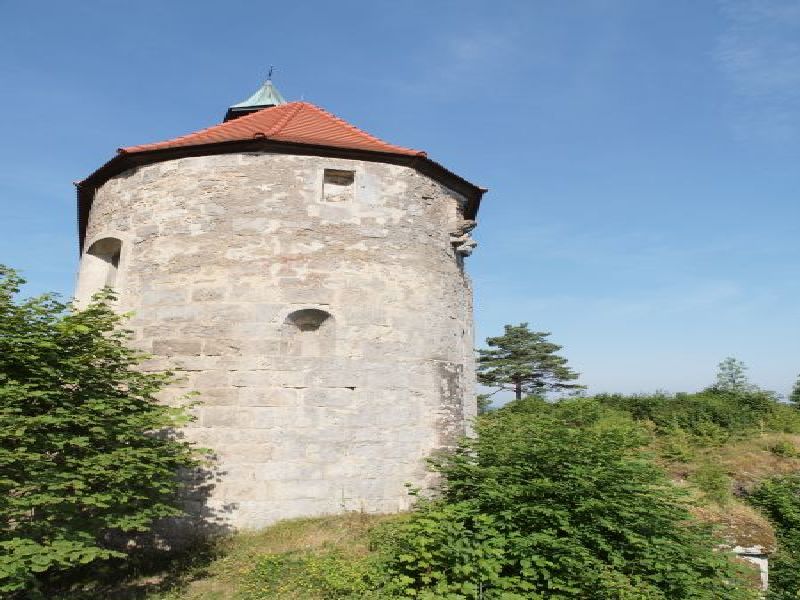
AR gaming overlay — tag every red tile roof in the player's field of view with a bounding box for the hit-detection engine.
[121,101,426,157]
[77,101,486,252]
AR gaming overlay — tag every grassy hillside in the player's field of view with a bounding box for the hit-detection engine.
[56,394,800,599]
[141,438,799,599]
[657,432,800,551]
[58,513,394,599]
[153,513,393,600]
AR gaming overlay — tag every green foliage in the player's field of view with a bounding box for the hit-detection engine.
[477,323,584,400]
[476,394,493,415]
[596,390,781,442]
[769,440,800,458]
[691,463,733,505]
[372,398,756,599]
[239,551,386,599]
[659,426,695,461]
[762,403,800,434]
[747,475,800,600]
[0,267,200,596]
[789,374,800,407]
[713,357,758,394]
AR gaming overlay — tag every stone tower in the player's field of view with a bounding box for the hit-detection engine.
[74,79,486,529]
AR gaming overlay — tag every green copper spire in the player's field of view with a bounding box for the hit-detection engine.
[224,70,287,122]
[230,80,286,109]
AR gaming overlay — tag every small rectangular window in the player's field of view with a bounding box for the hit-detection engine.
[322,169,355,202]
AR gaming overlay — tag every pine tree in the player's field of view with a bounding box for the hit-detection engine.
[477,323,584,400]
[714,357,758,394]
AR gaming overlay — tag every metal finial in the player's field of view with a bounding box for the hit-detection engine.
[267,65,275,81]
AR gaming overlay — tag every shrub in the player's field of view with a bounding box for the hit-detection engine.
[763,404,800,434]
[768,440,799,458]
[691,463,733,505]
[596,390,784,442]
[0,267,199,596]
[659,426,695,461]
[747,475,800,600]
[373,398,756,599]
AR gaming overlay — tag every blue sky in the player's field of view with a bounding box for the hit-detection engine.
[1,0,798,396]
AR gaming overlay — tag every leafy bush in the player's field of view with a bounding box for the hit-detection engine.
[596,390,783,442]
[0,267,199,596]
[762,404,800,434]
[691,463,733,505]
[768,440,799,458]
[373,398,756,599]
[747,475,800,600]
[659,426,695,461]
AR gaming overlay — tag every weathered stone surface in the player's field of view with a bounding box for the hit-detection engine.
[76,153,477,529]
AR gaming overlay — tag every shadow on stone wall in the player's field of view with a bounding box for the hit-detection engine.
[159,449,236,548]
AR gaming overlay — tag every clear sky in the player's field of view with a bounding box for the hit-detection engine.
[1,0,798,396]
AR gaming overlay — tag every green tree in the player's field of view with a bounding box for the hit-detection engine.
[789,374,800,406]
[0,267,200,596]
[375,398,756,599]
[477,323,583,400]
[476,393,493,415]
[713,357,757,394]
[747,475,800,599]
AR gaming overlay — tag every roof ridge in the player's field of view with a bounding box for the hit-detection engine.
[302,102,426,157]
[266,102,306,138]
[121,122,220,154]
[121,104,294,153]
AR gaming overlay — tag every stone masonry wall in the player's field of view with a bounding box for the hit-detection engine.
[77,152,477,529]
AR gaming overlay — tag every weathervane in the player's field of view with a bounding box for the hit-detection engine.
[267,65,275,81]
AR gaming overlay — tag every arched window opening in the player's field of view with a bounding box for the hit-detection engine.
[283,309,335,357]
[86,238,122,287]
[77,237,123,304]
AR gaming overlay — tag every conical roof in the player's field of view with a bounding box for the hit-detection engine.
[123,101,426,156]
[225,79,287,121]
[231,79,286,108]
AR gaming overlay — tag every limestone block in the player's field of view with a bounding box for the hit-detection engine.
[156,305,201,322]
[239,388,298,407]
[199,388,238,406]
[271,370,312,388]
[152,339,202,356]
[253,304,284,322]
[142,288,187,305]
[201,407,237,427]
[271,479,337,501]
[232,217,268,232]
[301,387,357,408]
[192,370,230,388]
[199,304,257,323]
[203,339,242,356]
[308,368,360,389]
[191,287,227,302]
[235,407,289,429]
[231,322,274,339]
[220,481,272,501]
[230,371,274,387]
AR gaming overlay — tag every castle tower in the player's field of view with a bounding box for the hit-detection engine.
[74,79,486,529]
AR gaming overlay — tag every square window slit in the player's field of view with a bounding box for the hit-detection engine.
[323,169,355,202]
